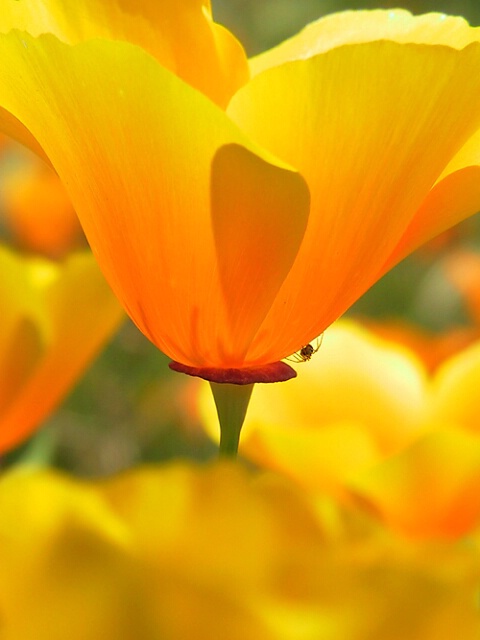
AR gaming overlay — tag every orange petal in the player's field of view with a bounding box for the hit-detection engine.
[2,157,85,258]
[442,250,480,323]
[0,0,248,107]
[380,116,480,271]
[229,40,480,360]
[211,144,309,360]
[364,319,479,373]
[0,33,308,368]
[381,165,480,273]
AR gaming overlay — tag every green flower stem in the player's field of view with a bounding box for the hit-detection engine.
[209,382,255,458]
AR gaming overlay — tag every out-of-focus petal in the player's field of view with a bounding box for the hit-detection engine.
[101,462,327,640]
[234,422,381,499]
[229,41,480,360]
[196,319,480,539]
[0,108,47,160]
[200,321,427,494]
[250,10,480,76]
[0,468,149,640]
[0,248,123,452]
[426,340,480,433]
[350,427,480,538]
[0,246,49,416]
[2,160,85,258]
[0,463,478,639]
[442,250,480,323]
[0,131,8,152]
[0,463,329,640]
[0,0,248,107]
[364,319,479,373]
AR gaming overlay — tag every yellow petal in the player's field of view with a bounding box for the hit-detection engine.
[250,10,480,76]
[1,463,479,639]
[239,421,381,499]
[0,33,308,368]
[229,40,480,360]
[426,340,480,433]
[0,246,50,415]
[0,249,123,452]
[0,468,149,640]
[100,463,324,589]
[350,427,480,538]
[0,463,328,639]
[0,0,248,107]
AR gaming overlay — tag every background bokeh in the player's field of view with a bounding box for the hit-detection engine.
[2,0,480,476]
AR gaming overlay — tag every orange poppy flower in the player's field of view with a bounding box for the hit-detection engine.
[0,6,480,383]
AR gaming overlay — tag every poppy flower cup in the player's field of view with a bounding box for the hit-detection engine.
[2,4,480,450]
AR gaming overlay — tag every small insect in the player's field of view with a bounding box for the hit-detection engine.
[286,333,324,363]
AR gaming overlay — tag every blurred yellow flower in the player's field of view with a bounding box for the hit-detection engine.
[200,320,480,537]
[0,245,123,453]
[0,462,478,640]
[0,6,480,383]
